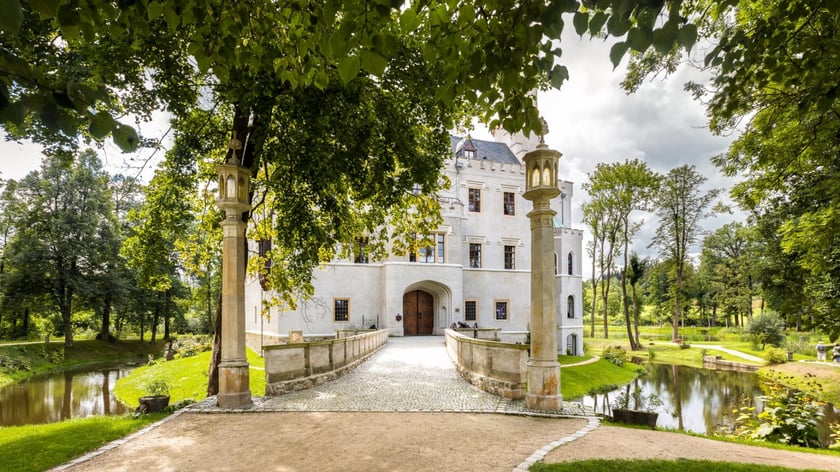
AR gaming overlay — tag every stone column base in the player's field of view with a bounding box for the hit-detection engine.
[218,360,252,409]
[526,358,562,411]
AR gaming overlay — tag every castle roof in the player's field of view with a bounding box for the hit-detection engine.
[450,135,521,166]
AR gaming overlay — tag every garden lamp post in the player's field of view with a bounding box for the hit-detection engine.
[215,139,252,409]
[522,120,562,411]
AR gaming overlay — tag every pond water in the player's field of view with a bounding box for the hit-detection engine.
[0,363,137,427]
[581,363,765,434]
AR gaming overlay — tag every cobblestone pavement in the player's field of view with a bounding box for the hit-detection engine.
[189,335,587,416]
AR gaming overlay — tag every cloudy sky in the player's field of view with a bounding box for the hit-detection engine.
[0,26,741,277]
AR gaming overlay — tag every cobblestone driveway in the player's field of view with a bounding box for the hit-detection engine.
[194,335,587,416]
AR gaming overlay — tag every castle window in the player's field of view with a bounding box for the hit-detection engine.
[504,245,515,270]
[567,252,574,275]
[412,233,445,263]
[468,188,481,212]
[495,300,509,321]
[567,295,575,319]
[469,243,481,268]
[334,298,350,322]
[464,300,477,321]
[503,192,515,216]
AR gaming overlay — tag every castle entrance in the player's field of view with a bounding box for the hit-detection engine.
[402,290,434,336]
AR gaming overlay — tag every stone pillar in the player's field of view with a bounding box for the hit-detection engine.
[215,156,252,409]
[522,140,562,411]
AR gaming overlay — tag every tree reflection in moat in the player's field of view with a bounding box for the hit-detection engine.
[581,363,764,434]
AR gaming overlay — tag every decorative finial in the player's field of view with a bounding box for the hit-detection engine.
[539,116,549,144]
[228,131,243,165]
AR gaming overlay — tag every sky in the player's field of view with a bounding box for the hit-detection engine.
[0,27,741,278]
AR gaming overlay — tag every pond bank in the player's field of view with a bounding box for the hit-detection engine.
[0,340,165,388]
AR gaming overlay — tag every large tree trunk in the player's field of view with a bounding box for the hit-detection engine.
[620,232,638,350]
[61,289,74,347]
[151,297,160,344]
[672,267,681,342]
[99,294,112,342]
[601,267,611,338]
[164,289,172,340]
[590,267,597,338]
[22,307,30,338]
[207,292,223,396]
[631,282,641,349]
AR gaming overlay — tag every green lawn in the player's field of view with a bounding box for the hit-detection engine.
[560,359,640,400]
[0,414,163,472]
[531,459,827,472]
[113,348,265,406]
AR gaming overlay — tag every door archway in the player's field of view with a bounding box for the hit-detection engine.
[403,290,434,336]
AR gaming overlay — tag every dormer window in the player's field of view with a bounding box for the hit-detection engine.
[465,149,475,159]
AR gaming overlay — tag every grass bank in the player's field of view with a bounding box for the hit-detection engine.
[560,358,640,400]
[113,348,265,406]
[531,459,827,472]
[0,413,163,472]
[0,340,164,387]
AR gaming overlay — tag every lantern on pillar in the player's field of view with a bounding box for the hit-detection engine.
[522,119,561,202]
[214,137,253,409]
[216,152,251,218]
[522,117,563,412]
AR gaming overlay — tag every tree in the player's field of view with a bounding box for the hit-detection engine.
[627,252,649,342]
[584,159,659,349]
[3,150,117,346]
[745,313,786,350]
[651,165,719,342]
[699,222,760,328]
[581,197,621,338]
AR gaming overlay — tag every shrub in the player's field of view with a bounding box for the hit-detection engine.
[145,379,171,397]
[725,373,827,448]
[0,354,29,372]
[602,345,627,366]
[764,347,788,365]
[170,335,212,359]
[745,313,786,349]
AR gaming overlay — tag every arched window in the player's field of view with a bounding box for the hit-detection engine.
[554,252,558,275]
[567,252,574,275]
[567,295,574,319]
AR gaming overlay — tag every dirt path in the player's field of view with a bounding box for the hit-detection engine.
[545,425,840,471]
[59,412,840,472]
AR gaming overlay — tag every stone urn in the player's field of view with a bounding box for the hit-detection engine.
[136,395,170,414]
[611,408,658,429]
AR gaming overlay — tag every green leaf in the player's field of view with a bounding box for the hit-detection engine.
[29,0,59,19]
[588,11,607,35]
[606,14,630,37]
[89,111,115,139]
[609,41,629,69]
[147,1,163,21]
[573,11,588,36]
[113,124,140,152]
[677,24,698,52]
[627,27,651,52]
[338,56,360,84]
[163,3,180,30]
[549,64,569,89]
[0,101,25,126]
[57,3,80,27]
[360,50,387,77]
[0,0,22,34]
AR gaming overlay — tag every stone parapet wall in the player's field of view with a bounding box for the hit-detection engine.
[445,329,527,400]
[451,327,501,341]
[702,355,760,372]
[263,329,389,395]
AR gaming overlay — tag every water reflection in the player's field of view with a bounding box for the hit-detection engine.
[0,364,135,427]
[582,363,764,434]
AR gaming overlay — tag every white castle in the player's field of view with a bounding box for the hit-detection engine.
[244,128,585,355]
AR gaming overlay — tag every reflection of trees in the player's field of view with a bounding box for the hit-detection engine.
[61,371,72,420]
[626,364,763,433]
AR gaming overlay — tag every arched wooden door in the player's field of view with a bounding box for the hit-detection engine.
[402,290,434,336]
